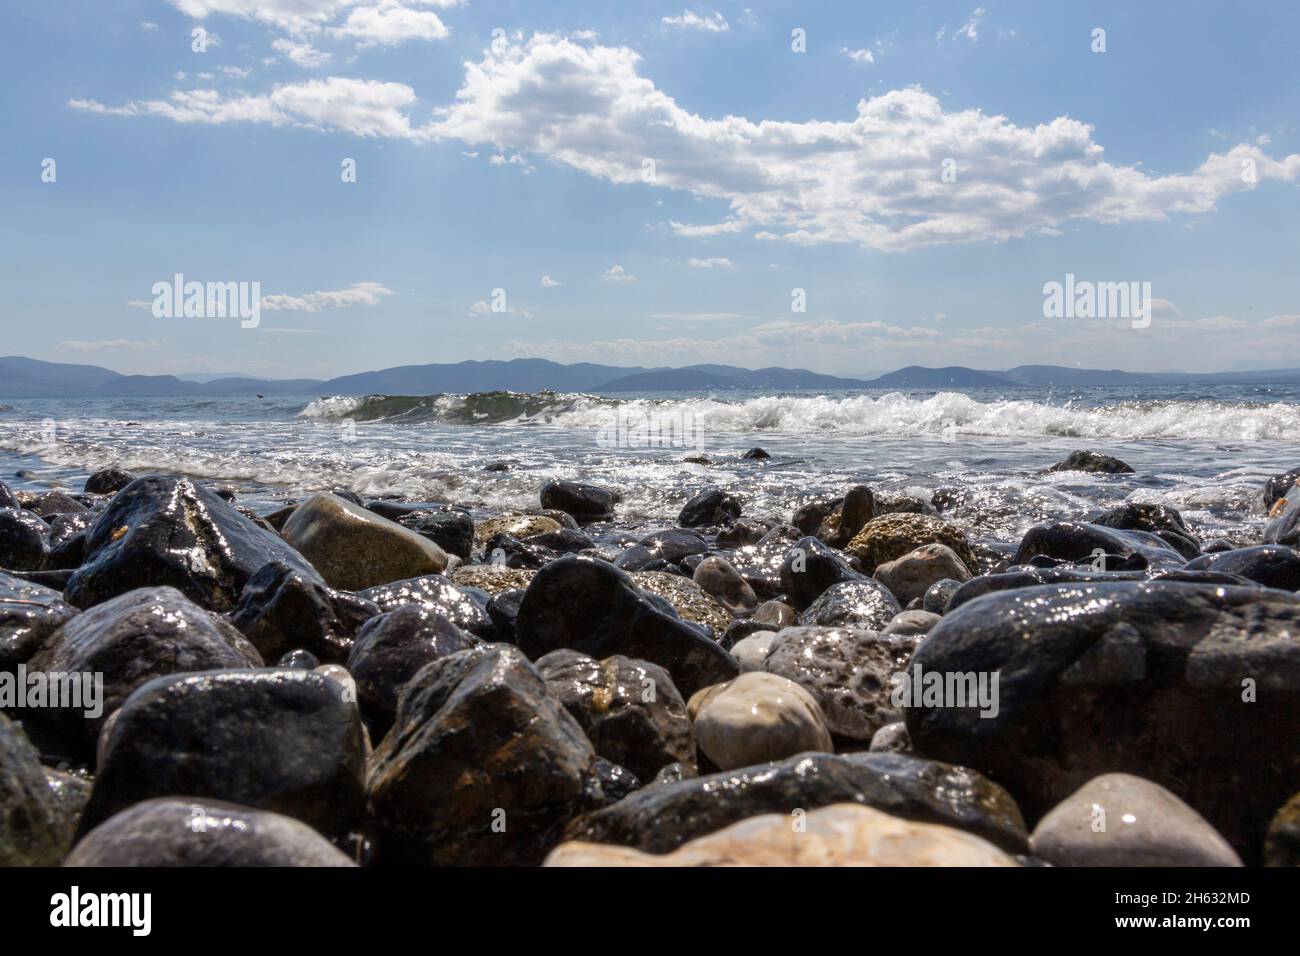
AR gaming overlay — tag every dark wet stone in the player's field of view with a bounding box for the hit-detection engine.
[0,508,49,571]
[540,480,616,524]
[536,649,695,781]
[228,560,379,664]
[483,461,510,472]
[358,574,495,638]
[563,751,1027,855]
[793,499,837,536]
[486,588,525,642]
[649,762,697,788]
[25,491,87,519]
[346,605,480,736]
[719,619,773,649]
[614,528,709,572]
[945,566,1258,612]
[66,797,356,866]
[516,555,738,698]
[528,528,596,554]
[729,524,800,599]
[364,504,474,562]
[0,571,77,671]
[764,626,919,742]
[44,768,92,857]
[66,476,317,612]
[484,532,558,570]
[77,668,365,838]
[1264,494,1300,547]
[923,578,963,615]
[1265,792,1300,867]
[1045,450,1135,474]
[678,488,742,528]
[278,649,320,670]
[0,481,18,510]
[797,579,901,630]
[692,555,758,616]
[367,643,607,866]
[817,486,876,548]
[83,468,135,496]
[593,758,641,800]
[45,512,93,570]
[1090,502,1199,558]
[779,535,867,611]
[716,518,770,549]
[1184,546,1300,592]
[741,447,771,461]
[27,586,263,755]
[1264,467,1300,510]
[0,713,63,866]
[1012,521,1186,569]
[905,580,1300,863]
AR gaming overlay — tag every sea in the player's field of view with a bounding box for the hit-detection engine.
[1,384,1298,547]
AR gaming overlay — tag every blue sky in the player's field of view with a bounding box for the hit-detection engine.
[2,1,1299,380]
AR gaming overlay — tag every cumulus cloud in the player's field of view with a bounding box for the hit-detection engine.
[687,257,733,268]
[841,47,875,64]
[468,299,532,318]
[602,264,635,282]
[260,281,394,311]
[74,33,1300,253]
[540,275,562,287]
[330,4,451,46]
[272,38,331,67]
[661,11,729,33]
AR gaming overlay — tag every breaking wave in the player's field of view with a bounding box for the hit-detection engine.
[299,390,1300,441]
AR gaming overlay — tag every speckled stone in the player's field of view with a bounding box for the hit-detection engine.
[763,625,920,742]
[689,672,833,770]
[632,570,733,635]
[846,514,978,574]
[451,565,537,595]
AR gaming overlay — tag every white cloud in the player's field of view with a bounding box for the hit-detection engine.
[166,1,357,33]
[74,34,1300,254]
[272,38,330,67]
[687,257,733,268]
[72,77,423,138]
[649,312,743,321]
[841,47,875,64]
[330,4,451,47]
[140,21,160,31]
[955,7,986,42]
[540,275,562,287]
[58,339,160,352]
[661,10,729,33]
[602,264,635,282]
[221,65,252,77]
[261,281,394,311]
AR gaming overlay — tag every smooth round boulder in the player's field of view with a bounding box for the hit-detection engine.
[796,579,901,630]
[27,586,263,755]
[0,570,77,670]
[83,467,136,496]
[689,672,833,770]
[0,713,63,866]
[692,556,759,616]
[281,493,448,591]
[547,803,1018,867]
[1029,773,1242,867]
[540,480,616,524]
[873,543,971,605]
[678,488,742,528]
[77,668,367,838]
[66,797,356,866]
[0,508,49,571]
[1044,450,1135,474]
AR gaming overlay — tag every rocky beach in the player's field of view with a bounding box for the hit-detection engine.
[2,424,1298,868]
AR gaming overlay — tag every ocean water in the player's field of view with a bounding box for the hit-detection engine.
[1,384,1297,547]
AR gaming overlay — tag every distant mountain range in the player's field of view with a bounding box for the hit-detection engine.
[5,354,1300,398]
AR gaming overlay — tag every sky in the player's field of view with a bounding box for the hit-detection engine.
[2,1,1299,380]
